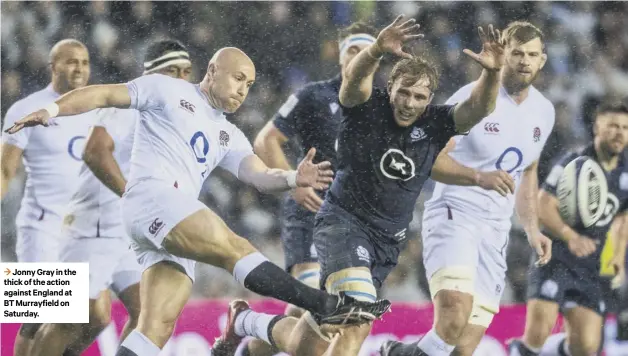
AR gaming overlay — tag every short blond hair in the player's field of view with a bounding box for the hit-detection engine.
[502,21,544,49]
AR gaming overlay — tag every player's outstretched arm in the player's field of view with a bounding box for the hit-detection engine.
[431,138,515,196]
[609,212,628,288]
[254,121,324,213]
[452,25,505,133]
[4,84,131,134]
[83,126,126,197]
[339,15,422,108]
[517,161,552,265]
[0,143,23,200]
[237,148,334,193]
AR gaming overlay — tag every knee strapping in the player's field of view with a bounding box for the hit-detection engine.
[467,302,497,328]
[428,266,475,299]
[325,268,377,302]
[296,268,321,289]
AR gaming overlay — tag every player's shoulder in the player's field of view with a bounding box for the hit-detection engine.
[6,86,55,114]
[3,87,58,126]
[297,76,340,98]
[136,73,192,89]
[559,145,589,165]
[529,86,556,117]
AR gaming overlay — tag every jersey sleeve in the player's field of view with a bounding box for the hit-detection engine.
[541,152,579,196]
[2,100,34,149]
[125,74,168,112]
[272,86,315,139]
[219,128,255,178]
[445,82,475,105]
[92,108,116,129]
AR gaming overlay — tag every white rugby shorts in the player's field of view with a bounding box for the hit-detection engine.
[15,226,63,263]
[121,179,205,281]
[422,206,509,313]
[59,235,141,299]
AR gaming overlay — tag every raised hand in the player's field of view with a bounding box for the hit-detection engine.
[4,109,55,134]
[373,15,424,59]
[463,24,506,71]
[296,148,334,191]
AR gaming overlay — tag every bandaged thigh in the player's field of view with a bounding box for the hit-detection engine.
[428,266,476,299]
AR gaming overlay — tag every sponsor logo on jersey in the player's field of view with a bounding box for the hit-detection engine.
[484,122,500,134]
[149,218,165,235]
[179,99,196,114]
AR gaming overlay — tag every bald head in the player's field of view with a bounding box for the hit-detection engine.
[203,47,256,114]
[48,39,91,94]
[48,39,88,64]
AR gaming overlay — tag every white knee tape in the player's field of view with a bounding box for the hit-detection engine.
[467,302,497,328]
[428,266,475,299]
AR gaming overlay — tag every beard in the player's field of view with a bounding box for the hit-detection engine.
[502,68,540,93]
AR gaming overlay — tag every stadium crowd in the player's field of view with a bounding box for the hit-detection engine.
[2,1,627,304]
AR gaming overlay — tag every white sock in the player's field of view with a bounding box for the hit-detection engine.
[119,330,161,356]
[509,340,540,356]
[233,309,276,345]
[540,333,567,356]
[232,252,268,285]
[416,329,456,356]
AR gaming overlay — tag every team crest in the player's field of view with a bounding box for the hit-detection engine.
[219,130,230,147]
[410,127,426,142]
[533,127,541,142]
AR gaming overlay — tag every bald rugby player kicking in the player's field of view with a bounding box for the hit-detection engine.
[4,47,391,356]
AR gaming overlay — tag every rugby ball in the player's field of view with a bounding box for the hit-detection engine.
[556,156,608,228]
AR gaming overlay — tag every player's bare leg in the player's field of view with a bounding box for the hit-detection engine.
[451,324,487,356]
[117,284,142,342]
[561,306,603,356]
[508,299,559,355]
[31,292,112,356]
[64,283,141,354]
[213,300,330,356]
[430,289,474,344]
[245,262,320,355]
[118,209,389,355]
[291,267,379,356]
[13,324,42,356]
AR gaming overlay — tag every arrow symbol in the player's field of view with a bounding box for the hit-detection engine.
[4,268,11,276]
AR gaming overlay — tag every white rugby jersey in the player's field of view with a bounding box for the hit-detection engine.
[125,74,254,197]
[424,82,555,229]
[2,84,98,231]
[64,108,139,239]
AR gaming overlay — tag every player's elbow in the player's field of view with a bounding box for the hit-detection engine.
[253,133,269,155]
[339,83,370,108]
